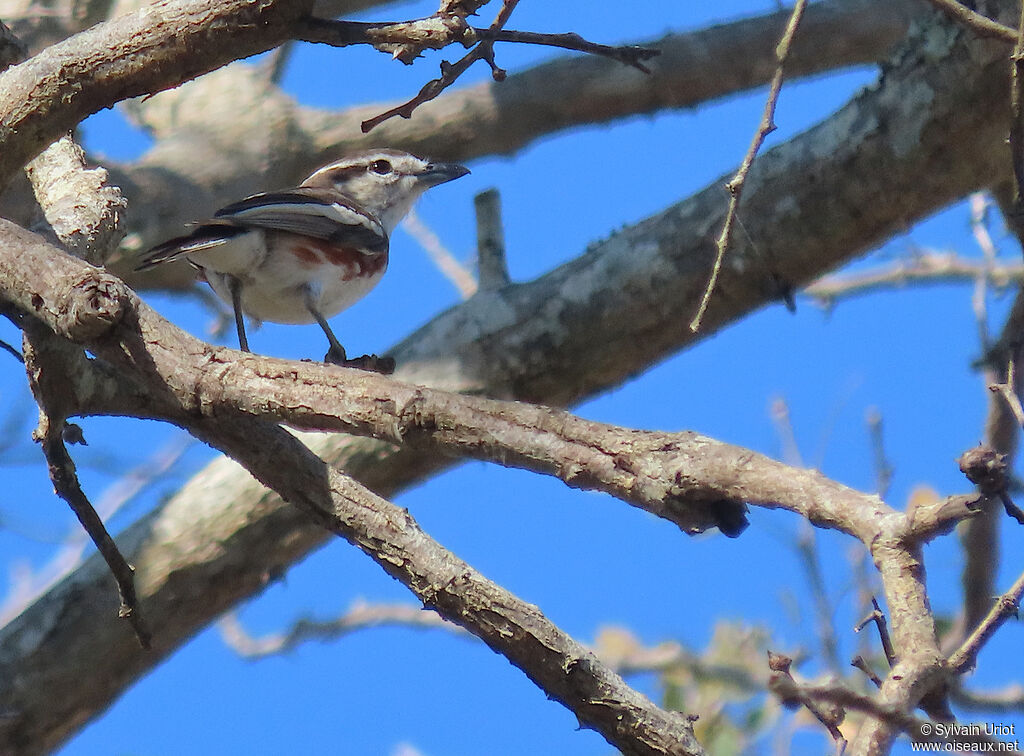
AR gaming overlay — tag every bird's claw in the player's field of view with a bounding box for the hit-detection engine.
[325,349,395,375]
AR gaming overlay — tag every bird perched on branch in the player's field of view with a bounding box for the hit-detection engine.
[137,149,470,374]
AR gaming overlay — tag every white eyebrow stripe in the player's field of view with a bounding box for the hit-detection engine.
[303,163,351,183]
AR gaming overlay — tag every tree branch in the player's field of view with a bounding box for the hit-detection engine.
[218,603,470,658]
[770,675,1018,752]
[359,0,524,132]
[805,253,1024,305]
[295,17,659,71]
[922,0,1018,44]
[5,221,921,542]
[20,325,150,647]
[0,5,1012,752]
[189,413,706,756]
[24,135,126,266]
[0,0,312,186]
[690,0,807,332]
[948,567,1024,674]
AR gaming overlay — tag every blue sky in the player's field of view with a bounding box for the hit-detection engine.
[0,2,1021,754]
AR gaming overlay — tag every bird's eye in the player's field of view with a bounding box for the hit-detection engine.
[369,159,393,175]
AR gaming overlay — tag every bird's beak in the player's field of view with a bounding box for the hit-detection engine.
[419,161,470,186]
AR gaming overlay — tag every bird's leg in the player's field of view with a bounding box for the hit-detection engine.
[228,276,250,352]
[305,297,394,375]
[308,306,348,365]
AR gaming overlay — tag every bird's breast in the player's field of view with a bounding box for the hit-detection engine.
[203,234,389,324]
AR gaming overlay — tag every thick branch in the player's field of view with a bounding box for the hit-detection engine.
[0,221,907,540]
[25,135,126,265]
[189,414,705,756]
[0,0,312,186]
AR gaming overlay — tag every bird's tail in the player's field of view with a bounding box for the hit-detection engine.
[134,224,239,271]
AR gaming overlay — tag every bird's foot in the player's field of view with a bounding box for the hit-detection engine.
[325,349,395,375]
[324,345,347,365]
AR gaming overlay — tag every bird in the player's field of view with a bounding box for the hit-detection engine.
[136,149,470,373]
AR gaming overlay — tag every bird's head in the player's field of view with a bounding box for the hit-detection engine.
[303,149,470,233]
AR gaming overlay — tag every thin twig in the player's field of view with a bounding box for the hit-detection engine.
[970,193,999,262]
[849,541,880,659]
[990,361,1024,428]
[866,408,893,499]
[478,29,657,71]
[690,0,807,332]
[360,0,524,132]
[970,193,998,352]
[221,603,767,693]
[921,0,1017,44]
[22,326,150,647]
[948,568,1024,673]
[807,253,1024,305]
[854,597,895,667]
[219,602,468,657]
[401,209,477,299]
[769,674,1014,751]
[769,397,802,466]
[952,682,1024,712]
[0,434,193,625]
[767,651,846,750]
[35,418,150,647]
[851,654,883,688]
[0,338,23,363]
[795,523,843,677]
[258,41,294,84]
[999,490,1024,524]
[294,18,660,72]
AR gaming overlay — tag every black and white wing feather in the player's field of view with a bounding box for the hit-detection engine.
[214,188,385,247]
[136,188,387,271]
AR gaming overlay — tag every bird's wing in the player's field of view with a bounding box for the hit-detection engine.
[136,189,387,271]
[215,188,386,251]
